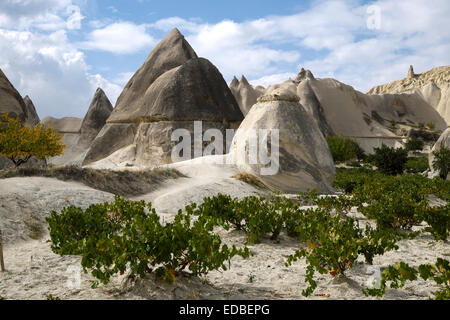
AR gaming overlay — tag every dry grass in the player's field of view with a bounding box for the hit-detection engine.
[0,165,185,197]
[232,172,270,189]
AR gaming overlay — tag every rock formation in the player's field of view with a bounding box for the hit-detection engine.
[23,96,40,127]
[230,88,335,193]
[229,75,263,116]
[43,88,113,166]
[262,68,446,154]
[0,68,27,122]
[368,66,450,125]
[84,28,243,167]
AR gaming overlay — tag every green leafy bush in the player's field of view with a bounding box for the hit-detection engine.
[420,204,450,241]
[47,196,250,286]
[405,157,429,173]
[326,135,365,163]
[405,137,424,152]
[372,144,408,175]
[432,147,450,180]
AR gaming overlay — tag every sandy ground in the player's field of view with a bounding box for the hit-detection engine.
[0,159,448,300]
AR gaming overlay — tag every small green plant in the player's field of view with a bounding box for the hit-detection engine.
[363,258,450,300]
[372,144,408,175]
[248,273,256,283]
[432,147,450,180]
[46,294,61,300]
[420,204,450,241]
[427,122,436,131]
[405,137,424,152]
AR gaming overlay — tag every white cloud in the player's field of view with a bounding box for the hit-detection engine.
[0,0,83,31]
[81,22,156,54]
[149,0,449,92]
[0,28,121,119]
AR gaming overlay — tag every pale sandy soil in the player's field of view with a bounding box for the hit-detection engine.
[0,159,448,300]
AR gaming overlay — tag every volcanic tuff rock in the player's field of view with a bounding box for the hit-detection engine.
[84,28,243,166]
[229,75,263,116]
[43,88,113,166]
[0,68,27,122]
[261,68,446,154]
[23,96,40,127]
[230,88,335,194]
[368,66,450,125]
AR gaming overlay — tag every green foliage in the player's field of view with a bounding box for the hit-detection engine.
[405,137,424,152]
[405,157,429,173]
[0,113,65,167]
[286,209,361,296]
[432,147,450,180]
[372,144,408,175]
[326,135,365,163]
[46,294,61,300]
[363,258,450,300]
[419,204,450,241]
[47,196,250,286]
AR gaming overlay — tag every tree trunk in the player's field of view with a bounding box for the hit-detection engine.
[0,229,5,272]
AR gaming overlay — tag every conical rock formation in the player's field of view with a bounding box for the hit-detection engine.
[0,68,27,122]
[84,29,243,167]
[230,88,335,193]
[23,96,40,127]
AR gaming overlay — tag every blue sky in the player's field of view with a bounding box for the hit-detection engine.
[0,0,449,119]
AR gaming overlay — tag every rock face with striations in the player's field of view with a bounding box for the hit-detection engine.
[230,88,336,193]
[43,88,113,166]
[84,28,243,167]
[368,66,450,125]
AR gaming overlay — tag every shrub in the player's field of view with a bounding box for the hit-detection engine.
[326,135,365,163]
[405,157,429,173]
[420,204,450,241]
[372,144,408,175]
[432,147,450,180]
[47,196,250,286]
[363,258,450,300]
[405,137,424,152]
[286,209,362,296]
[0,113,65,167]
[427,122,436,131]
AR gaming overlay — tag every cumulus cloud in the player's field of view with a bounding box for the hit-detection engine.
[81,22,156,54]
[149,0,449,91]
[0,29,121,119]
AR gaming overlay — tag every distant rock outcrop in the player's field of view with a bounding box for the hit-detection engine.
[260,68,446,154]
[230,88,335,193]
[84,28,243,167]
[23,96,40,127]
[43,88,113,166]
[229,75,263,116]
[368,66,450,124]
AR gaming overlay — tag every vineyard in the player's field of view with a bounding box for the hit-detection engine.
[46,167,450,300]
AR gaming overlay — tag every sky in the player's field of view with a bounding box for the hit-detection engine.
[0,0,449,119]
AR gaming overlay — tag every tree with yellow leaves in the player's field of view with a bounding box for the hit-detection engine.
[0,113,65,168]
